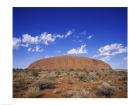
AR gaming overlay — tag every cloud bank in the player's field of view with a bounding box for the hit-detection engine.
[93,43,127,62]
[13,30,73,52]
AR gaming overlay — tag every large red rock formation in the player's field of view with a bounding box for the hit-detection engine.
[28,56,112,71]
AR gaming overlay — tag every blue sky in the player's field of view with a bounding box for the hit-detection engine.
[13,7,127,69]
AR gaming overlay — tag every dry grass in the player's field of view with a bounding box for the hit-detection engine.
[13,69,127,98]
[25,86,40,98]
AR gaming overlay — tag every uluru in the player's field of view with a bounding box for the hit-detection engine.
[13,55,127,98]
[28,56,112,71]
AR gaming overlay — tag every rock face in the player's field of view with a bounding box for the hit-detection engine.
[28,56,112,71]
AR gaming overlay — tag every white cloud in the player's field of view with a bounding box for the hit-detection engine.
[35,45,43,52]
[15,33,56,52]
[56,34,64,39]
[93,43,127,62]
[40,32,56,45]
[98,43,127,56]
[65,30,73,38]
[27,45,43,52]
[67,49,77,54]
[13,30,74,52]
[13,37,21,49]
[67,44,88,55]
[56,30,73,39]
[87,35,92,39]
[22,32,57,46]
[27,48,32,52]
[14,30,72,48]
[21,43,29,47]
[22,34,40,44]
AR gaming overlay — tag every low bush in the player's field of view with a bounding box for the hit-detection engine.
[32,70,39,77]
[96,82,115,97]
[78,71,98,82]
[35,80,56,90]
[78,73,87,82]
[88,72,98,80]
